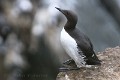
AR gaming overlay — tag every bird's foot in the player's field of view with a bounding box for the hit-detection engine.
[63,59,75,65]
[60,59,79,72]
[59,67,80,72]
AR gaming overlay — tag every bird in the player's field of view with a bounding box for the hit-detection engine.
[55,7,101,68]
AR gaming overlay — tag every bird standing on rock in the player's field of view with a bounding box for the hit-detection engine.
[56,7,101,68]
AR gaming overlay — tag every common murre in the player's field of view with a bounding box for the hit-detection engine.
[55,7,101,68]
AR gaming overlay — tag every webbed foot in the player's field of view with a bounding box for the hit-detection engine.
[63,59,75,65]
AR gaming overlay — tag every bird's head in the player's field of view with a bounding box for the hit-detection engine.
[55,7,78,22]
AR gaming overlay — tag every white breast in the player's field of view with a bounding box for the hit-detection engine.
[60,28,86,67]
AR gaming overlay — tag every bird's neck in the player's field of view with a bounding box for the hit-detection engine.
[64,19,77,31]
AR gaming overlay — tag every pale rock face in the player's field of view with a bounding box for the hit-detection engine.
[60,28,86,68]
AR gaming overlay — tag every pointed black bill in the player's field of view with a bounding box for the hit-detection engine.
[55,7,64,13]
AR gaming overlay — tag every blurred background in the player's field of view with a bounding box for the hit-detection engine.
[0,0,120,80]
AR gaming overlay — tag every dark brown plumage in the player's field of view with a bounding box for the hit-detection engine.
[56,7,101,66]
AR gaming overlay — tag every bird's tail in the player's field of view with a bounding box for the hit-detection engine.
[86,51,101,65]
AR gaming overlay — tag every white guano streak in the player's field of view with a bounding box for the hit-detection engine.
[60,28,86,68]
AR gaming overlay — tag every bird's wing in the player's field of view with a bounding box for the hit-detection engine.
[67,28,101,65]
